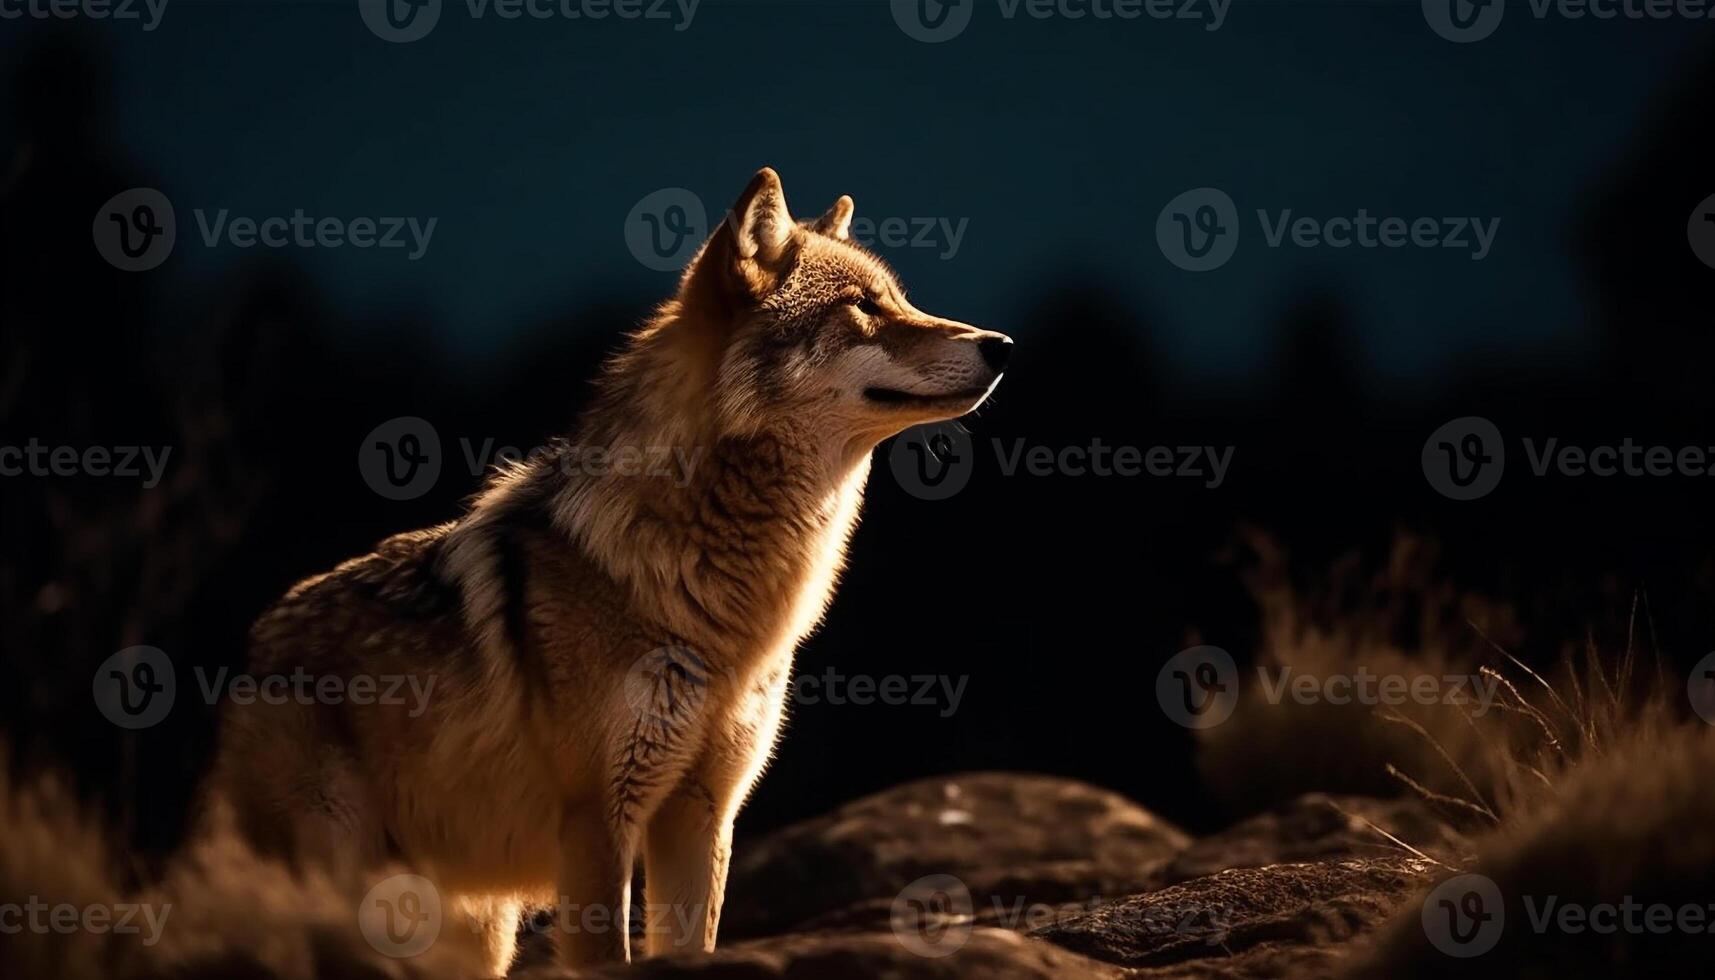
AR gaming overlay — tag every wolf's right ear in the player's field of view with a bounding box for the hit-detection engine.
[679,168,796,318]
[809,196,854,239]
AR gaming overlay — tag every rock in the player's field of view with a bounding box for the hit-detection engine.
[523,928,1118,979]
[721,773,1190,940]
[1031,857,1438,975]
[1164,794,1472,884]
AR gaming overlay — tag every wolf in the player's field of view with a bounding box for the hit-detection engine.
[200,168,1012,974]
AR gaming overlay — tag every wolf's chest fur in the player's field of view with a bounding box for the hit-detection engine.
[411,431,874,845]
[207,168,1006,971]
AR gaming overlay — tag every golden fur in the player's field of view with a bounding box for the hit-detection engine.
[201,168,1011,973]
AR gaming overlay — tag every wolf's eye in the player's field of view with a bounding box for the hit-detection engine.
[855,297,885,318]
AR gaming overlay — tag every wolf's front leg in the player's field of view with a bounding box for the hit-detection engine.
[642,782,732,956]
[554,805,634,965]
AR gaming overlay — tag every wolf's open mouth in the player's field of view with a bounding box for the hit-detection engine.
[864,386,990,405]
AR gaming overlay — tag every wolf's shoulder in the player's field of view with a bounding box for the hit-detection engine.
[252,523,463,642]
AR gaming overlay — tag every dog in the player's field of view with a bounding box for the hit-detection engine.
[201,167,1012,973]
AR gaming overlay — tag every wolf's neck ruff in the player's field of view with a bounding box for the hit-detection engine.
[441,334,872,677]
[551,412,872,664]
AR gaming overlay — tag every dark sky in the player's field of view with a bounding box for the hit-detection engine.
[3,2,1706,394]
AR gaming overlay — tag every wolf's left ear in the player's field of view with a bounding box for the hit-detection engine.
[809,196,854,240]
[726,167,794,263]
[680,168,796,317]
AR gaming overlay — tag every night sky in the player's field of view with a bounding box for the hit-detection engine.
[4,1,1704,393]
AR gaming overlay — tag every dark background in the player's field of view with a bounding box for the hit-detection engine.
[2,1,1711,857]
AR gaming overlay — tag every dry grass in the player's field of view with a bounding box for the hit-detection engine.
[1198,532,1523,818]
[0,753,486,980]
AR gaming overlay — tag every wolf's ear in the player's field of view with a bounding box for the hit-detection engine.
[680,168,796,316]
[725,167,794,263]
[809,195,854,240]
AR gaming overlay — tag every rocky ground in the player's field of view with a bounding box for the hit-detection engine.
[522,773,1476,979]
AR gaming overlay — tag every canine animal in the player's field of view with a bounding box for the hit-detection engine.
[201,168,1012,974]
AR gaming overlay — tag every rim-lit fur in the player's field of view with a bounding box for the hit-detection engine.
[201,169,1011,974]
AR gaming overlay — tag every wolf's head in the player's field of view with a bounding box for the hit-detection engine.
[632,168,1011,454]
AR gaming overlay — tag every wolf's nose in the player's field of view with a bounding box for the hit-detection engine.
[978,336,1013,372]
